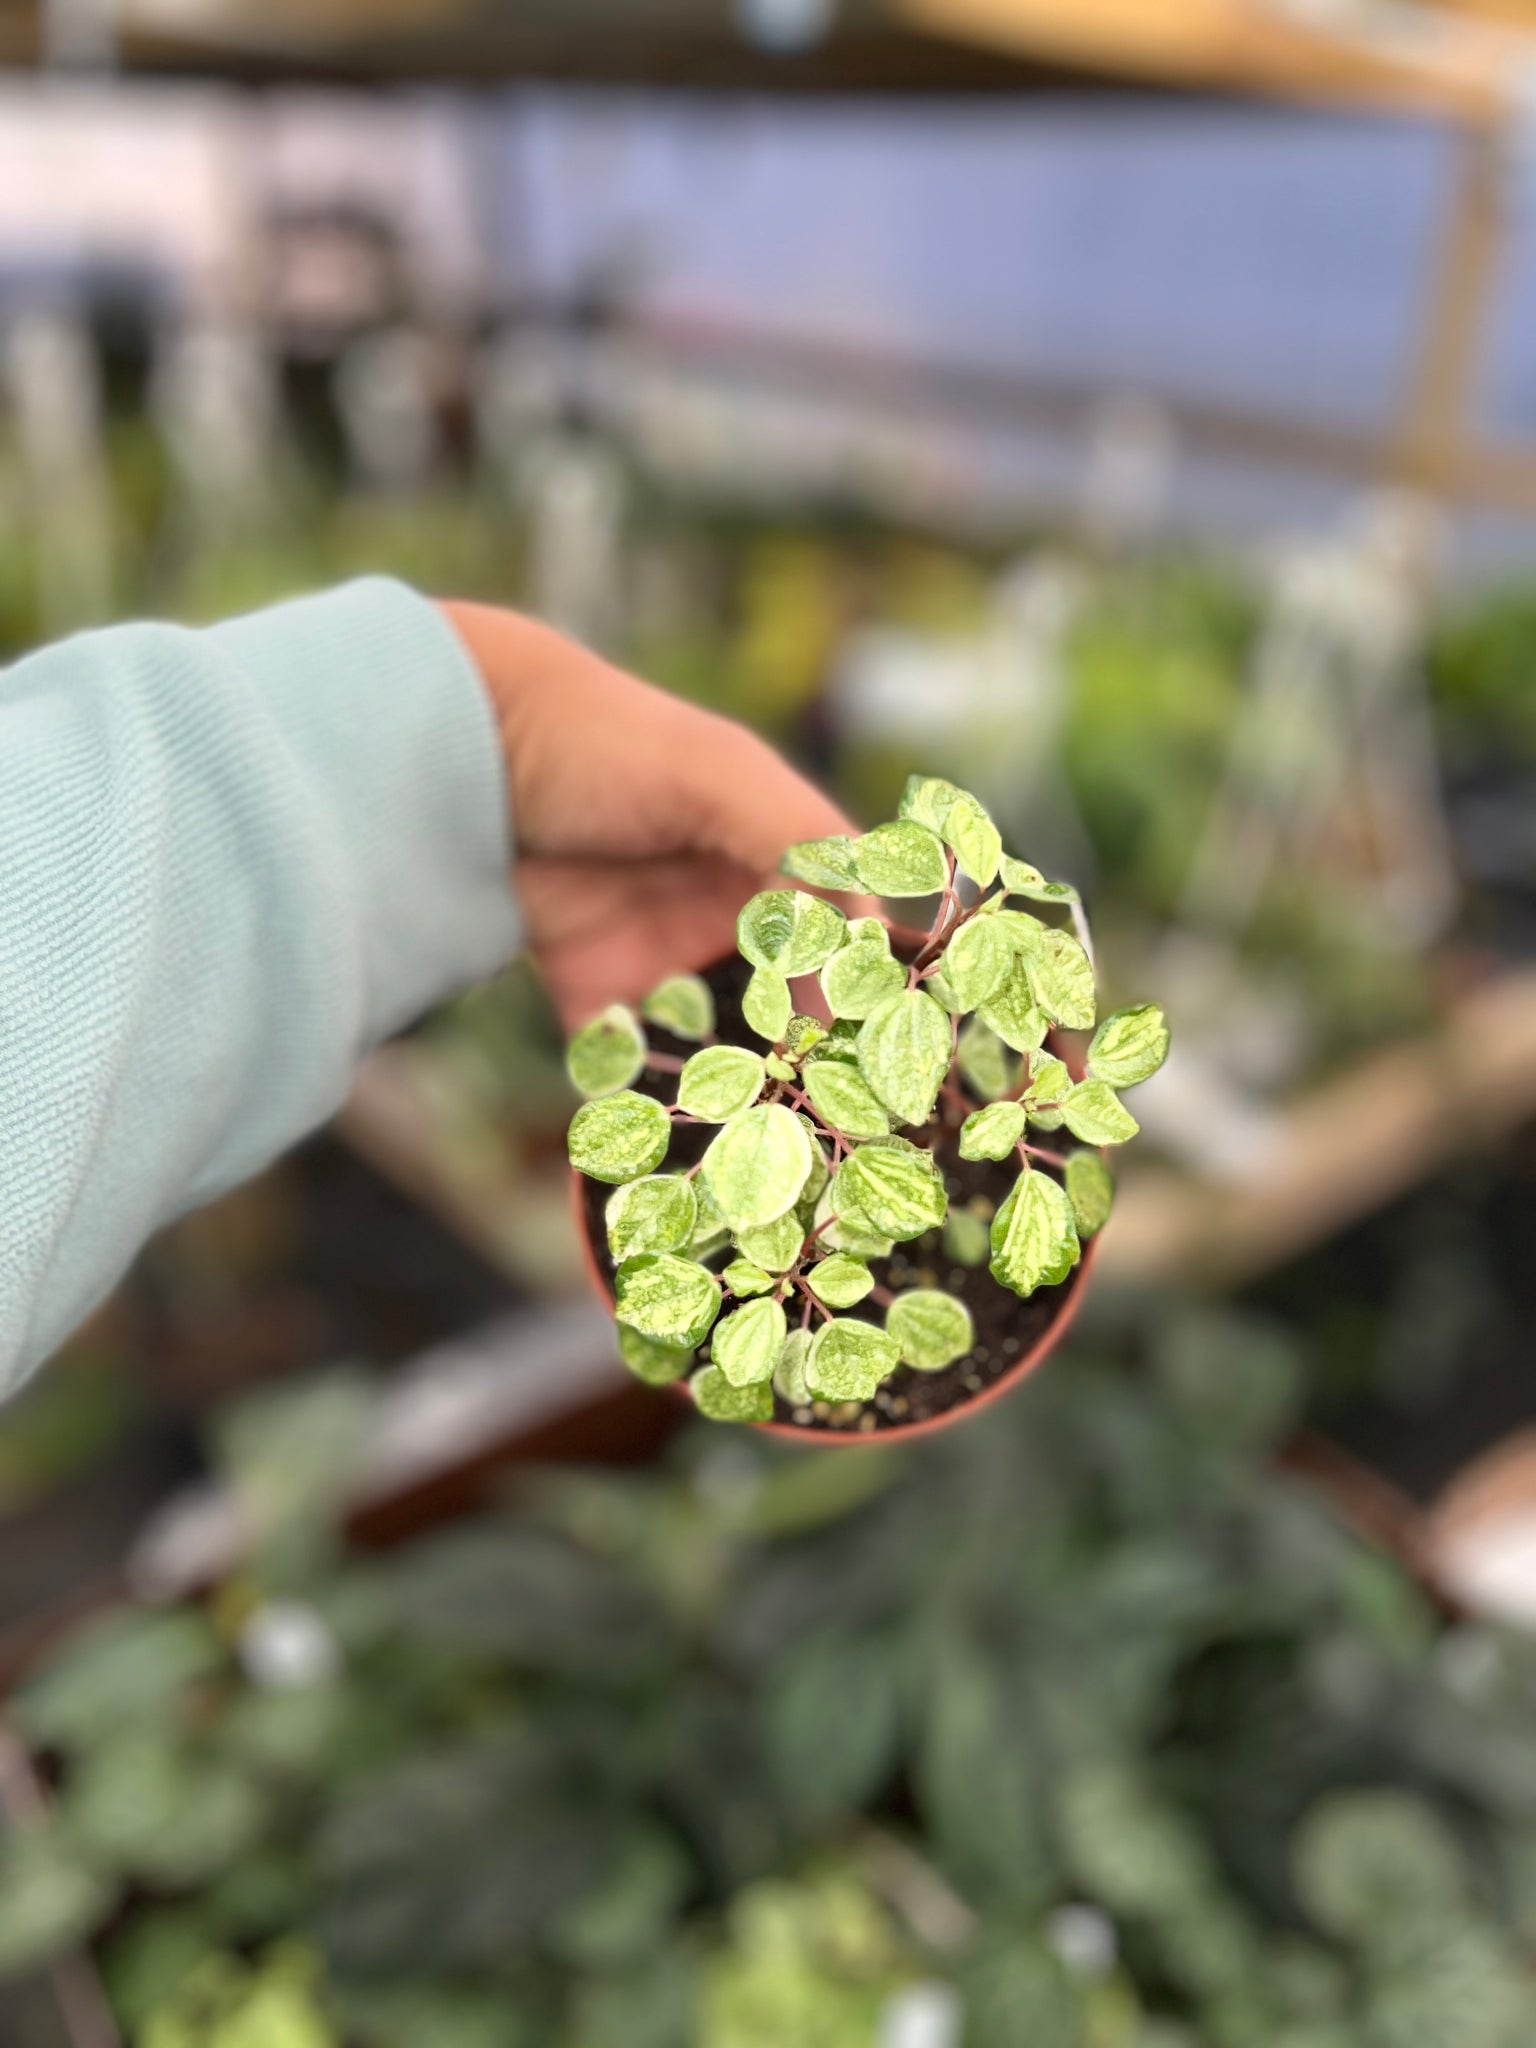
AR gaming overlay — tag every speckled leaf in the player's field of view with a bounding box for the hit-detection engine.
[944,916,1017,1010]
[701,1103,813,1230]
[925,965,963,1014]
[693,1368,773,1424]
[998,854,1046,895]
[566,1004,646,1098]
[959,1100,1027,1161]
[887,1289,974,1372]
[853,820,948,898]
[813,1179,894,1260]
[735,1209,805,1272]
[941,793,1001,889]
[1065,1151,1114,1238]
[690,1175,730,1253]
[722,1258,775,1297]
[899,774,967,835]
[978,957,1051,1054]
[765,1053,795,1081]
[640,974,714,1042]
[957,1017,1020,1100]
[846,917,892,950]
[795,1130,833,1218]
[1061,1080,1139,1145]
[806,1254,875,1309]
[1023,929,1097,1031]
[1087,1004,1170,1089]
[737,889,847,975]
[944,1207,991,1267]
[820,943,906,1021]
[774,1328,814,1405]
[742,967,792,1043]
[857,989,952,1126]
[614,1254,721,1347]
[617,1325,694,1386]
[781,836,860,889]
[712,1297,788,1388]
[605,1175,698,1260]
[990,1170,1080,1299]
[836,1142,947,1242]
[803,1059,891,1139]
[568,1092,671,1184]
[1026,1052,1072,1130]
[806,1317,901,1402]
[784,1014,829,1056]
[677,1045,765,1121]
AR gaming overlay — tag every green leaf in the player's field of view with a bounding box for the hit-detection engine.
[566,1004,646,1098]
[722,1258,775,1297]
[812,1180,894,1260]
[569,1092,672,1184]
[819,942,906,1021]
[806,1317,901,1402]
[835,1142,947,1242]
[1026,1053,1071,1105]
[693,1368,774,1424]
[998,854,1046,894]
[977,956,1051,1054]
[640,974,714,1042]
[944,1207,991,1267]
[941,792,1001,889]
[989,1169,1080,1298]
[617,1325,695,1386]
[701,1104,813,1230]
[764,1053,795,1082]
[802,1059,891,1139]
[957,1017,1020,1100]
[887,1289,974,1371]
[0,1825,114,1978]
[735,1210,805,1272]
[1023,929,1097,1030]
[805,1254,874,1309]
[1064,1150,1114,1237]
[712,1297,789,1388]
[942,916,1016,1010]
[781,836,860,889]
[676,1045,765,1121]
[899,773,967,834]
[852,820,948,898]
[605,1176,698,1260]
[774,1329,814,1405]
[689,1176,730,1253]
[845,916,891,949]
[614,1254,721,1348]
[856,989,952,1126]
[737,889,847,975]
[741,967,792,1043]
[1087,1004,1170,1089]
[925,964,963,1014]
[1292,1791,1471,1944]
[784,1014,829,1055]
[959,1100,1026,1161]
[1061,1079,1139,1145]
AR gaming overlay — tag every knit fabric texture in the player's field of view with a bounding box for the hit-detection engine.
[0,577,520,1396]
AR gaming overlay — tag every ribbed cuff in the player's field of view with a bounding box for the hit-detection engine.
[206,577,521,1043]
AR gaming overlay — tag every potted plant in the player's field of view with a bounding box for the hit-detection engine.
[564,775,1168,1436]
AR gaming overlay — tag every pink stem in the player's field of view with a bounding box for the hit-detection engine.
[646,1052,686,1073]
[868,1283,896,1308]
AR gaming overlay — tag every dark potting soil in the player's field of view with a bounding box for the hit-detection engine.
[579,952,1084,1436]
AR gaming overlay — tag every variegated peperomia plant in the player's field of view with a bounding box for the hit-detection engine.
[565,775,1168,1426]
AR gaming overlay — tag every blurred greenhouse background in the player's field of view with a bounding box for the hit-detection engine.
[8,1,1536,2041]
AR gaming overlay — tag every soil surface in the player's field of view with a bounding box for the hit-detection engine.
[579,951,1085,1436]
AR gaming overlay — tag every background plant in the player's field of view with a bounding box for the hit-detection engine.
[565,774,1169,1424]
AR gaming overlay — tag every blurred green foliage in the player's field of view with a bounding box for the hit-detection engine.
[4,1309,1536,2044]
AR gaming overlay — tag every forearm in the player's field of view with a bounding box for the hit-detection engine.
[0,578,519,1396]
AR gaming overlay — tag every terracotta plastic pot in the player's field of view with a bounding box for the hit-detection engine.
[571,927,1100,1443]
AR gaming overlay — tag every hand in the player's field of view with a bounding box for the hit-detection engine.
[441,602,859,1029]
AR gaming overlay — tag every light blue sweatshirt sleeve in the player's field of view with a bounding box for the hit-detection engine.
[0,577,522,1397]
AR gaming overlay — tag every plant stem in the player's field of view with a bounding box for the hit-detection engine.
[646,1052,685,1074]
[1018,1141,1069,1169]
[868,1283,895,1308]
